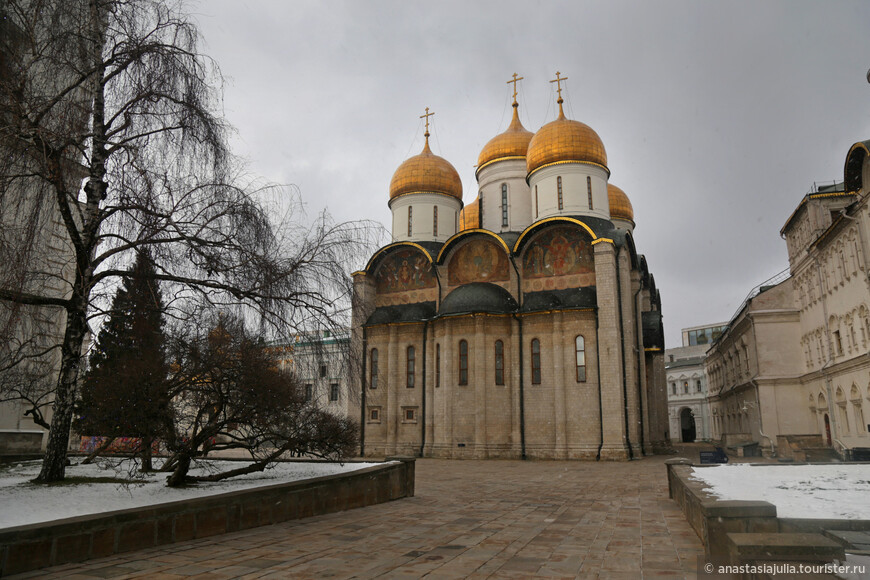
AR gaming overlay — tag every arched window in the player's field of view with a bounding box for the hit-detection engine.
[433,206,438,237]
[459,340,468,385]
[575,336,586,382]
[557,176,563,210]
[587,176,593,209]
[531,338,541,384]
[407,206,413,236]
[501,184,508,227]
[495,340,505,385]
[370,348,378,390]
[406,346,415,388]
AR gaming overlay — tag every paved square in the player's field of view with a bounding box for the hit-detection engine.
[14,456,703,579]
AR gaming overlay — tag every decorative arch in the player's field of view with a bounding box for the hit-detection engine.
[520,224,595,282]
[445,237,510,285]
[835,386,846,403]
[368,244,436,294]
[436,228,511,264]
[513,217,608,254]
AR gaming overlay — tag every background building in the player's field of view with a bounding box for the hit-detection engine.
[665,322,726,443]
[780,140,870,460]
[351,76,668,460]
[273,329,355,420]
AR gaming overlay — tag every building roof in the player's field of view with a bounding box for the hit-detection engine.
[366,302,436,326]
[439,283,518,316]
[521,287,597,312]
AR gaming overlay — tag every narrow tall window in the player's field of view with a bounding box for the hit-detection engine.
[575,335,586,382]
[531,338,541,384]
[501,184,508,227]
[407,346,415,388]
[433,206,438,237]
[408,206,413,236]
[587,176,593,209]
[557,176,563,210]
[305,384,313,402]
[329,384,339,401]
[459,340,468,385]
[435,343,441,388]
[370,349,379,389]
[535,185,539,218]
[495,340,505,385]
[478,196,483,228]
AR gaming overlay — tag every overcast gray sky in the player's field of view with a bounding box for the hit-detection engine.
[192,0,870,347]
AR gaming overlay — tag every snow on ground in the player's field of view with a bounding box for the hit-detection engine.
[690,463,870,519]
[0,458,381,529]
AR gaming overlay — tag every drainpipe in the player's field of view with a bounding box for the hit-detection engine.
[509,255,526,460]
[420,320,427,457]
[633,284,645,455]
[360,326,367,457]
[615,252,634,459]
[595,309,604,460]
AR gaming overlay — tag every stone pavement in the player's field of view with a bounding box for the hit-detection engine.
[14,456,704,579]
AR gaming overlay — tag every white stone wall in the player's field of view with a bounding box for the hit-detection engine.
[528,164,610,222]
[476,159,532,232]
[389,193,461,243]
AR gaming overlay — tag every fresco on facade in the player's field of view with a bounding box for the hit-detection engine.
[522,226,594,279]
[448,238,510,285]
[375,248,435,293]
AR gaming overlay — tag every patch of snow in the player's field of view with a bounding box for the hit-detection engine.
[0,458,382,529]
[690,464,870,519]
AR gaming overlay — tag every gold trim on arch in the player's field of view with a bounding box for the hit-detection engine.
[365,242,434,273]
[436,228,512,263]
[513,217,609,253]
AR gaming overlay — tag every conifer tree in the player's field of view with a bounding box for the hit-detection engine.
[75,251,170,470]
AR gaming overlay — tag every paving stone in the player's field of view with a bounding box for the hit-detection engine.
[10,456,705,579]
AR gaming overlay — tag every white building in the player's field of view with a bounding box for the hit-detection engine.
[780,139,870,460]
[665,322,726,443]
[273,329,356,421]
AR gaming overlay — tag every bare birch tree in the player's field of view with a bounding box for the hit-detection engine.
[0,0,378,482]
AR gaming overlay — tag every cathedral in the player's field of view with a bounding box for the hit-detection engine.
[351,74,669,460]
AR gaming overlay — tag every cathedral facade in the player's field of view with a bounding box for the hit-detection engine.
[351,75,669,460]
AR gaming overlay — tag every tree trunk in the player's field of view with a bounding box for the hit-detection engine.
[140,436,154,472]
[166,453,192,487]
[35,307,88,482]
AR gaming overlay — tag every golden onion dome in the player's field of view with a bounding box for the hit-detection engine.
[389,137,463,201]
[458,196,479,231]
[607,183,634,224]
[526,104,608,177]
[477,103,533,174]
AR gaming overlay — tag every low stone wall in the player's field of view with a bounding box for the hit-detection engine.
[666,459,870,569]
[0,458,415,577]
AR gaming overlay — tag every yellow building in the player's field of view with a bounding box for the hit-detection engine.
[351,74,669,460]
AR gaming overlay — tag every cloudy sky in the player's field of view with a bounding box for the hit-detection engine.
[192,0,870,346]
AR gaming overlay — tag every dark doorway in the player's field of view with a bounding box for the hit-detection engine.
[680,408,696,443]
[824,414,832,446]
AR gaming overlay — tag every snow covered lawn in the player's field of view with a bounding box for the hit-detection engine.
[0,458,380,529]
[690,463,870,519]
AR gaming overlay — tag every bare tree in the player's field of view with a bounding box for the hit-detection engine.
[161,315,358,488]
[0,0,379,482]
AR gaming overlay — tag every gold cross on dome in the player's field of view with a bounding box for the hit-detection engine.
[550,71,568,102]
[420,107,434,136]
[507,73,524,104]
